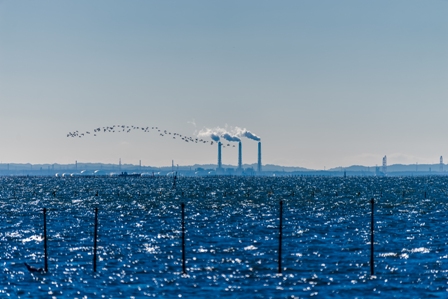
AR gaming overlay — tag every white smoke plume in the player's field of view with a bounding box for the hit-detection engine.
[211,133,220,142]
[233,127,261,141]
[198,126,260,142]
[241,130,261,141]
[222,133,241,142]
[198,127,226,142]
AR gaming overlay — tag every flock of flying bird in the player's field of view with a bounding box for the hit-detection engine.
[66,125,238,148]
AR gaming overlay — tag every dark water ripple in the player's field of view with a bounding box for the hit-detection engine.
[1,176,448,298]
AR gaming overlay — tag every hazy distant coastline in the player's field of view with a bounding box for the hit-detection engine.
[0,162,445,177]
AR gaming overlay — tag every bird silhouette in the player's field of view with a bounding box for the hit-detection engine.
[24,263,44,273]
[67,124,238,152]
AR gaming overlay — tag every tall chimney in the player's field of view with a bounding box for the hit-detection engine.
[257,142,262,172]
[217,142,222,170]
[238,141,242,171]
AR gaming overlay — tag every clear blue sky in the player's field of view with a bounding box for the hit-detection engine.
[0,0,447,169]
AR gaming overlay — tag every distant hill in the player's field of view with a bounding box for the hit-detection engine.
[329,163,444,173]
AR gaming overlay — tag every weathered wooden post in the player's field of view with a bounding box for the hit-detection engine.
[181,203,186,274]
[43,208,48,272]
[278,200,283,274]
[93,207,99,272]
[370,198,374,276]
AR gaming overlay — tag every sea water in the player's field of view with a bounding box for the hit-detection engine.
[1,176,448,298]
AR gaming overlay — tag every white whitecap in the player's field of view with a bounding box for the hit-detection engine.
[22,235,43,243]
[244,245,258,250]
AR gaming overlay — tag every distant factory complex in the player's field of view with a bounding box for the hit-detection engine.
[216,141,262,175]
[1,122,448,176]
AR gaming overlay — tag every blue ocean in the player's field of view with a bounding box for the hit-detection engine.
[1,176,447,298]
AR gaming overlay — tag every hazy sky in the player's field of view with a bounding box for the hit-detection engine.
[0,0,447,169]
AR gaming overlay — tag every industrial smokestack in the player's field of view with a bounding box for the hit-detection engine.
[257,142,262,172]
[238,141,242,171]
[217,142,222,170]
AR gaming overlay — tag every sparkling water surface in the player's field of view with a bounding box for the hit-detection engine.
[1,176,448,298]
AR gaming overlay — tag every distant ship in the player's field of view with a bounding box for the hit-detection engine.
[118,172,141,177]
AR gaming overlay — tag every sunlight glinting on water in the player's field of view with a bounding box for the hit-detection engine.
[1,176,448,297]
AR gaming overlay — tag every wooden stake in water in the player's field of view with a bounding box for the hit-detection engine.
[93,207,98,272]
[172,172,177,190]
[181,203,186,274]
[43,208,48,272]
[278,200,283,274]
[370,198,374,276]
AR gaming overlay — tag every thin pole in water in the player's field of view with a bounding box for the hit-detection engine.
[93,207,98,272]
[181,203,186,274]
[43,208,48,272]
[370,198,374,276]
[278,200,283,274]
